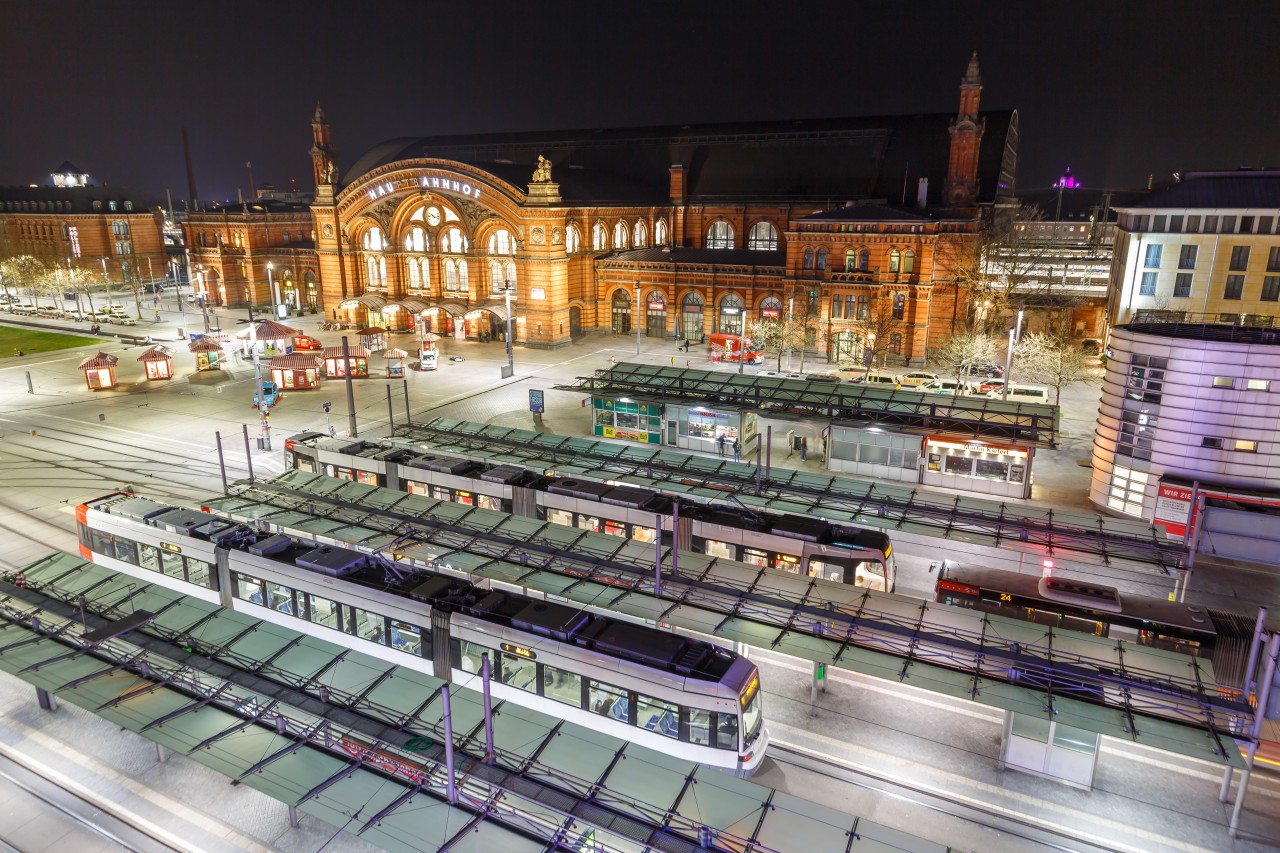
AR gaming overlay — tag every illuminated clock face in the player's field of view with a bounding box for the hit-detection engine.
[425,207,441,226]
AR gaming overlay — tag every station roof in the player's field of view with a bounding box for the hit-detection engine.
[389,418,1183,571]
[1,552,946,853]
[202,473,1247,766]
[556,362,1060,447]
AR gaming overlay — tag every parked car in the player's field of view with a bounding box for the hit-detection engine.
[966,362,1004,378]
[974,377,1006,395]
[896,371,938,387]
[293,334,322,351]
[1080,338,1102,355]
[985,382,1050,403]
[919,379,971,396]
[253,380,282,408]
[420,348,438,370]
[852,371,899,387]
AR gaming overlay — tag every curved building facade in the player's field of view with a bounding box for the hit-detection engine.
[1090,322,1280,561]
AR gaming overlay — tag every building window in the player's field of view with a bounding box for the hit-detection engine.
[747,221,778,251]
[856,295,870,320]
[566,225,581,253]
[1211,376,1234,388]
[488,229,515,255]
[441,227,467,253]
[1241,216,1255,233]
[655,219,668,246]
[706,221,733,249]
[1106,465,1149,517]
[1168,273,1192,298]
[1233,439,1259,452]
[892,293,906,320]
[405,226,428,252]
[1229,245,1250,271]
[803,249,814,269]
[844,249,857,272]
[613,221,628,250]
[1152,215,1167,232]
[889,332,902,354]
[889,249,901,273]
[1222,215,1238,233]
[1178,245,1197,269]
[1144,244,1162,268]
[903,250,915,274]
[1262,276,1280,301]
[363,227,385,251]
[1268,246,1280,272]
[1169,215,1183,233]
[1223,275,1245,300]
[1139,272,1157,296]
[593,222,607,251]
[1245,378,1270,391]
[1202,437,1222,449]
[634,220,647,248]
[858,248,870,271]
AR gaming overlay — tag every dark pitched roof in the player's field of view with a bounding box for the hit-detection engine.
[795,203,969,223]
[343,111,1018,207]
[1120,171,1280,210]
[52,161,87,175]
[0,184,158,212]
[603,246,785,267]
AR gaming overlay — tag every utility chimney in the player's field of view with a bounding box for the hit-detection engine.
[182,127,200,210]
[917,177,929,208]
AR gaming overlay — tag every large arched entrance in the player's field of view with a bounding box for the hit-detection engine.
[681,293,704,342]
[718,293,744,335]
[611,290,632,335]
[645,291,666,338]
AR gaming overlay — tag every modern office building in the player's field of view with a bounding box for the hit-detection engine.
[307,55,1019,362]
[1090,319,1280,564]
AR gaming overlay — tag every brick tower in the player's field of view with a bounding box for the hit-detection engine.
[943,52,985,209]
[310,103,338,190]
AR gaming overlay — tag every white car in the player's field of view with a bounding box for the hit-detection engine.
[919,379,971,396]
[896,371,938,387]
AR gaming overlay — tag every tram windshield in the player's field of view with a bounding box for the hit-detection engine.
[740,674,763,745]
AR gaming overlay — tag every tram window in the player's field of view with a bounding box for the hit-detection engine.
[632,525,656,543]
[308,593,340,630]
[406,480,429,496]
[390,621,422,655]
[431,486,452,502]
[333,467,354,482]
[589,681,629,722]
[476,494,501,511]
[546,508,573,526]
[542,665,582,707]
[500,652,538,692]
[185,559,213,589]
[266,582,294,615]
[160,549,184,579]
[714,712,739,749]
[354,470,379,486]
[111,538,138,564]
[775,554,800,575]
[603,520,627,538]
[578,515,601,533]
[704,539,734,560]
[234,573,265,606]
[687,708,711,745]
[637,694,679,739]
[295,457,316,473]
[742,547,769,568]
[351,607,386,644]
[455,490,475,506]
[138,544,160,572]
[460,640,491,673]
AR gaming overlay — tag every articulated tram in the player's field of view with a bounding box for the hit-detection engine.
[76,492,768,775]
[285,432,896,592]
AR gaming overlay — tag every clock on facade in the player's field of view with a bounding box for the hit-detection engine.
[425,207,441,226]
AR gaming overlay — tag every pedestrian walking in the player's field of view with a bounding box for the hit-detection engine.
[686,359,691,368]
[732,438,741,462]
[671,356,676,365]
[716,434,726,456]
[786,429,795,458]
[800,437,808,461]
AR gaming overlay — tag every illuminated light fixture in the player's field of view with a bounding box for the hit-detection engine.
[619,397,632,403]
[1042,559,1055,576]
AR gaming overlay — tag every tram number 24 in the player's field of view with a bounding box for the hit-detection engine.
[998,593,1014,602]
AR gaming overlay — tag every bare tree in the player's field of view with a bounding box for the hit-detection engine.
[849,297,903,374]
[930,330,997,391]
[748,317,788,370]
[1013,331,1094,405]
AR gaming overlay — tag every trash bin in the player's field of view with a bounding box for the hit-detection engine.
[256,437,266,450]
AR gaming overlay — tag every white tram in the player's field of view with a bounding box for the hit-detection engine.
[285,432,896,591]
[76,493,768,775]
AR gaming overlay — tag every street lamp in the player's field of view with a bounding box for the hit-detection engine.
[501,280,515,379]
[100,257,113,308]
[267,261,282,318]
[1001,308,1025,401]
[635,282,642,356]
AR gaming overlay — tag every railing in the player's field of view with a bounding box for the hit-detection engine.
[1131,309,1278,328]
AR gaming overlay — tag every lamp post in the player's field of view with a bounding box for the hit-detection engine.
[635,282,642,356]
[1001,308,1025,401]
[100,257,113,309]
[267,261,281,319]
[502,280,515,379]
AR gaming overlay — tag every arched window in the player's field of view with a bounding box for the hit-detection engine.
[405,227,428,252]
[613,221,628,249]
[759,296,783,320]
[718,293,744,334]
[363,227,385,251]
[366,256,378,287]
[504,261,516,288]
[706,220,733,249]
[803,249,814,269]
[611,289,632,334]
[441,227,467,254]
[489,260,504,294]
[815,248,827,271]
[634,221,648,248]
[488,229,515,255]
[459,259,469,290]
[378,257,387,287]
[566,225,581,253]
[844,249,857,272]
[283,232,290,245]
[418,258,430,289]
[407,259,422,289]
[892,293,906,320]
[655,219,668,246]
[858,249,870,271]
[592,222,607,250]
[444,259,460,292]
[747,221,778,251]
[903,250,915,274]
[889,249,901,273]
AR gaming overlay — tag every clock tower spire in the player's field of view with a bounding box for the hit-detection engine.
[943,52,985,210]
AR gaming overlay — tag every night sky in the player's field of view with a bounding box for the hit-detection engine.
[2,1,1276,204]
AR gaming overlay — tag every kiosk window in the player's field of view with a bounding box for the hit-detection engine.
[944,455,972,475]
[974,458,1010,480]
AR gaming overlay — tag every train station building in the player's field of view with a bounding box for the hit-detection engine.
[307,54,1019,365]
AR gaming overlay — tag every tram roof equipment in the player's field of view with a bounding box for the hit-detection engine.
[554,362,1060,447]
[388,418,1186,572]
[205,472,1250,768]
[0,552,945,853]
